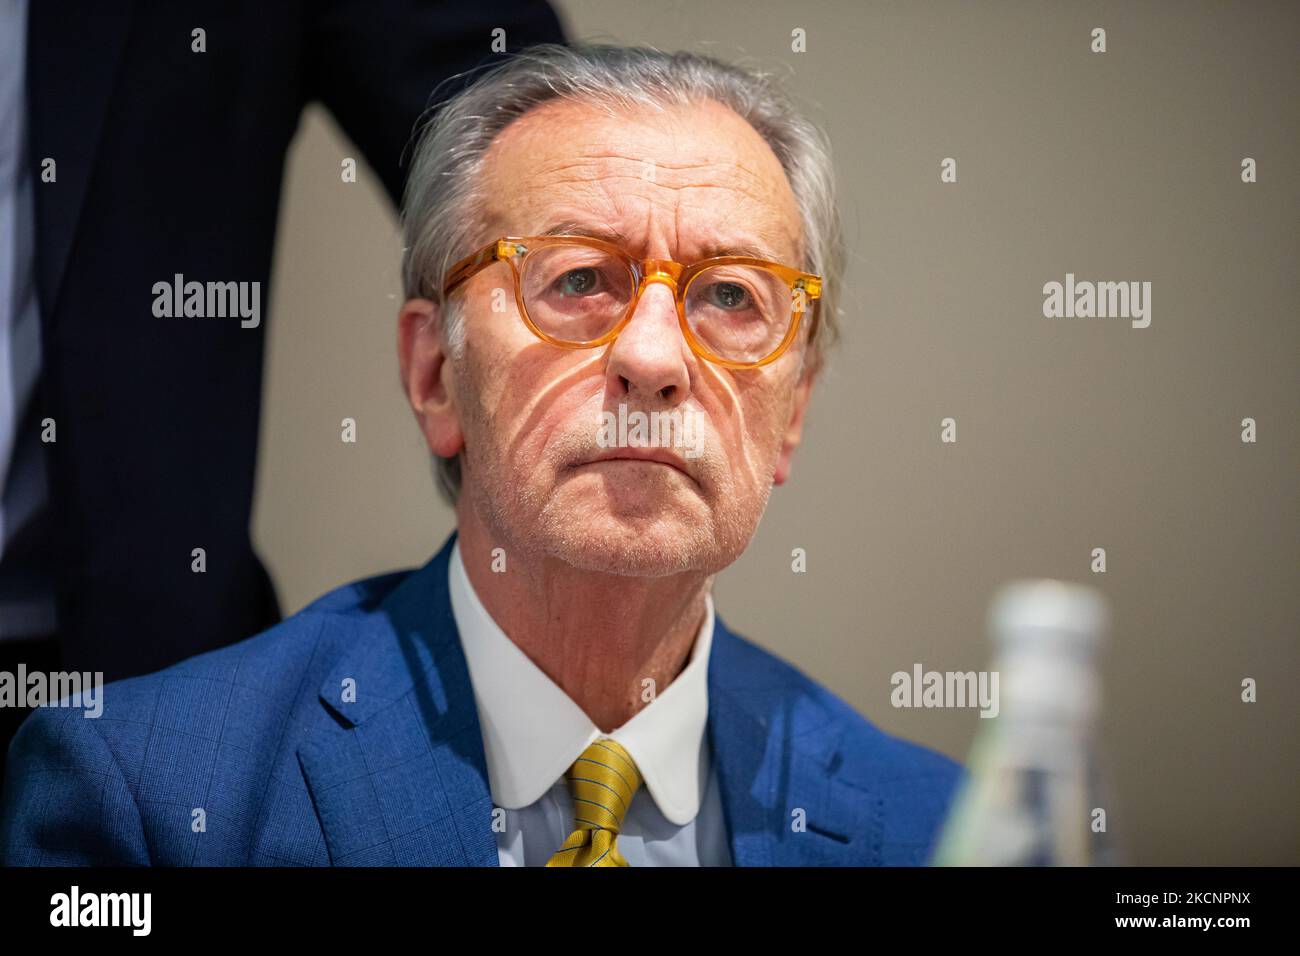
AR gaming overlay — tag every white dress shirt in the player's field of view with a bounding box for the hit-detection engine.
[448,539,732,866]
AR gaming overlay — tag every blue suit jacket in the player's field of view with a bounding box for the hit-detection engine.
[1,533,963,866]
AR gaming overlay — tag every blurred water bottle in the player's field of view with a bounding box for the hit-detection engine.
[931,579,1123,865]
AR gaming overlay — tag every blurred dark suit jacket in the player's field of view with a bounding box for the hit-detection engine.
[26,0,566,682]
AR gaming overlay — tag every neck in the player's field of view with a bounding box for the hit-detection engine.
[455,512,712,733]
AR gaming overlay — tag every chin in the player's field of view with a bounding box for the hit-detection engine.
[532,504,724,578]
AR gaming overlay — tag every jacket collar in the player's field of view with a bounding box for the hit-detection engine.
[301,531,871,866]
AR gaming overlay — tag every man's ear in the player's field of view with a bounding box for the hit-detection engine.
[772,365,816,486]
[397,298,464,459]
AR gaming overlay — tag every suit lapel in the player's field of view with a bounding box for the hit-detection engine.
[705,678,773,866]
[298,532,499,866]
[27,0,137,318]
[708,617,882,866]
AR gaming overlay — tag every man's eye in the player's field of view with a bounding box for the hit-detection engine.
[705,281,751,310]
[558,268,601,296]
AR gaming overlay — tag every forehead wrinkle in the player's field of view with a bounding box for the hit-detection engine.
[561,148,766,178]
[512,196,800,265]
[535,152,776,197]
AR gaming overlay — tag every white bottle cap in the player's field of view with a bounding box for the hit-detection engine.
[987,579,1110,726]
[989,579,1110,651]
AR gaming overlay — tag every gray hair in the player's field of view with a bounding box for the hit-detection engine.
[400,43,844,506]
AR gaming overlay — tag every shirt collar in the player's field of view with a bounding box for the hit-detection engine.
[448,538,714,825]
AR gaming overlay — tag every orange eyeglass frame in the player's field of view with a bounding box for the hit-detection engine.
[440,235,823,370]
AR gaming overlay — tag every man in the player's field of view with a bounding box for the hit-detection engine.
[1,44,962,866]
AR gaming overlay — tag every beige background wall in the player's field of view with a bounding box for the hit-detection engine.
[252,1,1299,864]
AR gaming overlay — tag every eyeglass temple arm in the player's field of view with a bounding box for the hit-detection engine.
[794,275,822,300]
[442,240,523,297]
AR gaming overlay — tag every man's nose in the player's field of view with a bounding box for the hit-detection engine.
[605,278,691,402]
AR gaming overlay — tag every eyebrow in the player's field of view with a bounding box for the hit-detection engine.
[536,219,785,263]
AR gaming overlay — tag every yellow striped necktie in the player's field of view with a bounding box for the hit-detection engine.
[545,737,643,867]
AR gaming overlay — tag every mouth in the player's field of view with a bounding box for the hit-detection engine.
[579,450,694,480]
